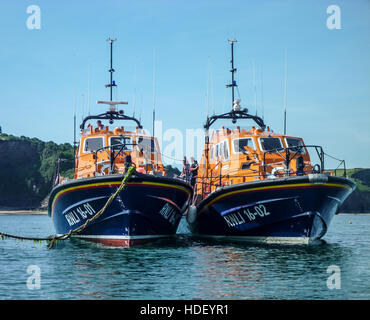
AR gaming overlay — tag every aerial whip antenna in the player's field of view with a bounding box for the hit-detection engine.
[283,49,288,135]
[261,66,264,121]
[152,49,156,137]
[253,60,257,115]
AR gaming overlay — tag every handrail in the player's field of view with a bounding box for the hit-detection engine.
[262,145,324,177]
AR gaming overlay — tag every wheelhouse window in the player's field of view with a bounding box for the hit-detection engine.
[233,138,255,153]
[285,138,306,154]
[84,137,104,153]
[223,141,229,160]
[259,137,283,152]
[210,146,215,161]
[137,137,157,153]
[110,136,133,152]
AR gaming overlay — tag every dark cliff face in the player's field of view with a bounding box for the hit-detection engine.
[0,140,44,208]
[0,135,74,209]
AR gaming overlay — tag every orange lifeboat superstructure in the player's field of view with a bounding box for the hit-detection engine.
[187,40,356,244]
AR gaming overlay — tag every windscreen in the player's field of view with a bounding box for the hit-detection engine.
[259,137,283,151]
[110,136,133,152]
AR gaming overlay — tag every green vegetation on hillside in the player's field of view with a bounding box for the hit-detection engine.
[330,168,370,213]
[0,133,74,209]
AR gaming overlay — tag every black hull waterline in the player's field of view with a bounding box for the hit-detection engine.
[187,174,356,244]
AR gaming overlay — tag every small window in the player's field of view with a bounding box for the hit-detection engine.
[137,137,157,153]
[259,137,283,152]
[218,142,224,158]
[223,141,229,160]
[84,137,104,153]
[216,144,219,158]
[210,146,214,161]
[286,138,306,154]
[233,138,255,154]
[110,136,133,152]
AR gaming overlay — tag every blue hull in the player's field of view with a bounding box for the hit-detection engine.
[48,174,192,246]
[187,174,356,244]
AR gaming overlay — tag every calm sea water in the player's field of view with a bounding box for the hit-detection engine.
[0,214,369,300]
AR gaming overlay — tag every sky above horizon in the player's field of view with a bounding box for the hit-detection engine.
[0,0,369,168]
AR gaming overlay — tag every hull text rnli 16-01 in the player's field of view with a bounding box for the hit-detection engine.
[48,39,192,247]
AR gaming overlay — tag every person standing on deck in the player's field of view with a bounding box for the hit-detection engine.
[189,157,199,187]
[180,157,191,183]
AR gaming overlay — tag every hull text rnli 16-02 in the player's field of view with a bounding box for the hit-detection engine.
[48,39,192,247]
[186,40,356,244]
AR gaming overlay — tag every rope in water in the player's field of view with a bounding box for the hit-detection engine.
[0,166,136,249]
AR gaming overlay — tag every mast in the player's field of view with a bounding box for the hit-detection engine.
[226,39,237,108]
[105,38,117,102]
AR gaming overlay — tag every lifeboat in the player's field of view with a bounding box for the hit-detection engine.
[48,39,192,247]
[186,40,356,244]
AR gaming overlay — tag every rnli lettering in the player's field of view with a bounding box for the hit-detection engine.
[159,203,180,225]
[223,204,270,227]
[64,203,96,226]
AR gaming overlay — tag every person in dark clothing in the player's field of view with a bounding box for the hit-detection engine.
[189,157,199,187]
[180,157,191,183]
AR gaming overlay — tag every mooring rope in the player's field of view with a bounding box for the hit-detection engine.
[0,166,136,249]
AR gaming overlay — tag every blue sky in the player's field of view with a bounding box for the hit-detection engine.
[0,0,369,168]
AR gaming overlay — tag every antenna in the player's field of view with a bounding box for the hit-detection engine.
[226,39,237,109]
[283,49,288,135]
[88,60,91,115]
[81,94,85,121]
[73,87,76,172]
[206,57,210,117]
[253,60,257,115]
[105,38,117,102]
[211,59,215,115]
[261,66,264,121]
[152,49,156,137]
[133,59,137,117]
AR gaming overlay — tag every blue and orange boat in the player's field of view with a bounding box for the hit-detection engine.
[48,39,192,246]
[187,40,356,244]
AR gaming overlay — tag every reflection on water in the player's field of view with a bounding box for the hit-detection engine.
[0,214,369,299]
[187,238,354,299]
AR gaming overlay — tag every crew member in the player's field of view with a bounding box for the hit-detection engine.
[189,157,199,187]
[97,120,105,130]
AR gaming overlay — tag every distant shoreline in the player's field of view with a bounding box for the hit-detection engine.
[0,210,47,215]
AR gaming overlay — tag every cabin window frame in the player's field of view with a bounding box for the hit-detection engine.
[83,137,105,154]
[284,137,306,154]
[232,138,256,154]
[210,145,215,161]
[109,136,133,152]
[222,140,230,161]
[136,136,158,154]
[258,137,283,152]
